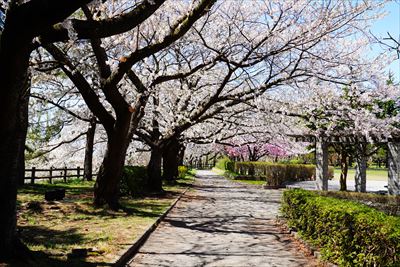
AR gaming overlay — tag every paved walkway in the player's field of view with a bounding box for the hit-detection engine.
[128,170,317,267]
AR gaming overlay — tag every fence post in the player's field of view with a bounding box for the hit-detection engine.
[77,166,81,179]
[31,167,36,184]
[63,167,67,183]
[49,166,53,184]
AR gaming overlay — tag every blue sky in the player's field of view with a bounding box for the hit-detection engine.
[370,0,400,81]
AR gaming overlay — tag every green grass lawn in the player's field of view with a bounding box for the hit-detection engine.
[15,176,193,267]
[333,168,388,181]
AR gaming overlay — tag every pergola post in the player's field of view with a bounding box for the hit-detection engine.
[387,141,400,195]
[354,143,367,192]
[315,138,328,190]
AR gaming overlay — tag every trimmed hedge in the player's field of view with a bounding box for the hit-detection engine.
[318,191,400,216]
[281,189,400,266]
[226,161,334,186]
[120,165,147,197]
[178,165,189,179]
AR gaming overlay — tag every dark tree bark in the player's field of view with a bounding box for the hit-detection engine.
[0,1,99,259]
[94,114,132,209]
[177,144,185,166]
[17,77,31,187]
[0,16,32,261]
[162,137,181,182]
[84,117,96,181]
[147,146,164,193]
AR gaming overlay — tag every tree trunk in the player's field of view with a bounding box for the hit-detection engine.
[162,138,180,182]
[147,146,163,193]
[0,20,32,259]
[94,115,131,210]
[339,149,348,191]
[177,144,185,166]
[17,78,31,187]
[84,117,96,181]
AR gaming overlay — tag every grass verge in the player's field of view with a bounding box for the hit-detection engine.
[14,175,193,267]
[333,168,388,181]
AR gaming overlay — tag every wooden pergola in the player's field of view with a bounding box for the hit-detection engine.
[292,134,400,195]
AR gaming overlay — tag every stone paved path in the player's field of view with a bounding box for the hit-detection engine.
[128,170,317,267]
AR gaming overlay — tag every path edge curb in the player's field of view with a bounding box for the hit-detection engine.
[113,187,189,267]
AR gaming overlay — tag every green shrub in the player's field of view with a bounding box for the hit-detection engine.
[226,161,235,172]
[178,165,188,179]
[281,189,400,266]
[279,159,304,164]
[215,156,232,170]
[228,162,334,186]
[120,166,147,197]
[318,191,400,216]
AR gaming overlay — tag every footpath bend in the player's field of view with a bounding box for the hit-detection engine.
[128,170,318,267]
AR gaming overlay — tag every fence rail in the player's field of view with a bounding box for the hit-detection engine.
[24,167,95,184]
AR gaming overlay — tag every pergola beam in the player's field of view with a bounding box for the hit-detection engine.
[292,134,400,195]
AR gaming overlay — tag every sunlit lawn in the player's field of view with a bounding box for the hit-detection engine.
[333,168,388,181]
[16,175,194,267]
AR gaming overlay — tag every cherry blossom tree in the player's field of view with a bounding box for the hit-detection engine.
[43,0,215,205]
[284,73,400,191]
[0,0,213,259]
[132,0,388,188]
[0,0,392,260]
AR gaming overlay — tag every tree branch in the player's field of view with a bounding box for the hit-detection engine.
[44,43,116,133]
[30,93,95,123]
[39,0,166,43]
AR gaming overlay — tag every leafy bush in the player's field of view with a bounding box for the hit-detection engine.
[317,191,400,216]
[281,189,400,266]
[279,159,303,164]
[225,161,334,186]
[178,165,188,179]
[215,156,232,170]
[225,161,235,172]
[120,166,147,197]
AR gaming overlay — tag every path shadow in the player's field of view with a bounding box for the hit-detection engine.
[127,171,315,267]
[163,217,284,236]
[15,226,112,267]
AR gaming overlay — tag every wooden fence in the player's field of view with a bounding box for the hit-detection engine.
[24,167,94,184]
